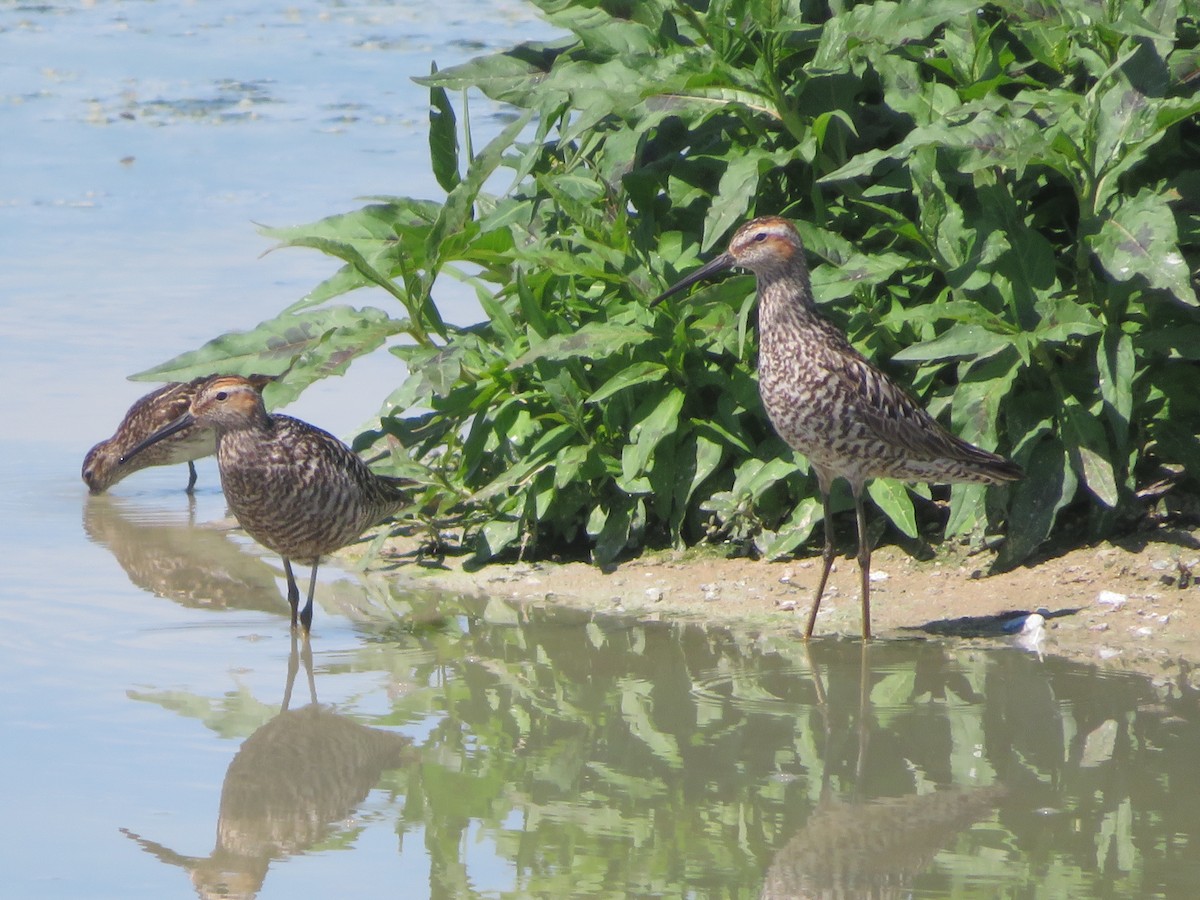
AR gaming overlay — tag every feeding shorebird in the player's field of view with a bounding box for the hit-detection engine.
[121,375,413,633]
[83,377,215,494]
[652,216,1021,640]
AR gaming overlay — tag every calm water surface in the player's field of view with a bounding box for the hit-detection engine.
[2,3,1199,898]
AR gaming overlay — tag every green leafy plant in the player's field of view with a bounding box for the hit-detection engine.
[140,0,1200,566]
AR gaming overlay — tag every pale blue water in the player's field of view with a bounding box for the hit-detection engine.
[2,3,1199,898]
[2,0,539,442]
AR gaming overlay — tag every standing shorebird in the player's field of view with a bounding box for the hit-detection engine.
[83,377,215,494]
[121,375,412,634]
[652,216,1021,640]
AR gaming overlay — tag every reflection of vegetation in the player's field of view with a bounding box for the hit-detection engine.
[758,645,1006,897]
[377,604,1196,897]
[128,681,276,742]
[127,589,1200,896]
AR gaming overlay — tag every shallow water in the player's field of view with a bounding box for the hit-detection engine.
[3,3,1200,898]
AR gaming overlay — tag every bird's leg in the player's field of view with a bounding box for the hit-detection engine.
[853,484,872,641]
[804,480,837,640]
[855,641,872,783]
[282,558,300,630]
[299,562,320,635]
[281,630,300,712]
[185,461,198,494]
[282,630,317,704]
[301,635,317,703]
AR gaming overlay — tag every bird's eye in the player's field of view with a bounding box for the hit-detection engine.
[215,391,228,401]
[753,232,768,243]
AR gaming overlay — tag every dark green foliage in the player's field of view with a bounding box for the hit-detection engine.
[142,0,1200,565]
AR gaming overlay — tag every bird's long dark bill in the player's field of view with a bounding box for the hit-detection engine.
[119,412,196,465]
[649,251,736,307]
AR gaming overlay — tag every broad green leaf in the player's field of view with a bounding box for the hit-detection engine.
[478,289,521,350]
[516,271,553,341]
[131,306,405,408]
[1030,296,1103,344]
[262,197,440,249]
[460,393,514,475]
[553,444,591,490]
[541,370,586,430]
[476,518,521,560]
[532,471,555,520]
[999,435,1076,567]
[417,39,570,105]
[1092,53,1161,181]
[867,479,918,539]
[703,150,770,252]
[821,106,1050,182]
[809,253,910,303]
[594,501,633,564]
[588,362,670,404]
[261,199,441,315]
[875,54,962,124]
[944,483,986,539]
[648,85,781,121]
[271,232,443,342]
[950,348,1022,452]
[511,323,652,368]
[386,342,470,408]
[732,456,800,498]
[1089,51,1200,192]
[626,388,686,476]
[541,5,659,56]
[427,62,461,193]
[284,263,373,312]
[1062,402,1119,507]
[1090,188,1198,306]
[757,496,823,560]
[677,433,724,530]
[891,324,1012,363]
[815,0,978,69]
[1097,331,1134,436]
[585,503,607,539]
[616,449,653,495]
[881,299,1001,331]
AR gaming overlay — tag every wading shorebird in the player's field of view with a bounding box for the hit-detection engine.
[652,216,1021,640]
[121,375,413,634]
[83,377,215,494]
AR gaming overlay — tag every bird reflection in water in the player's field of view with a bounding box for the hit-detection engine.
[121,636,415,899]
[83,493,286,616]
[760,644,1005,899]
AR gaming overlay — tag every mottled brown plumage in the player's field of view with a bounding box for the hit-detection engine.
[82,377,215,493]
[653,216,1021,640]
[122,376,412,633]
